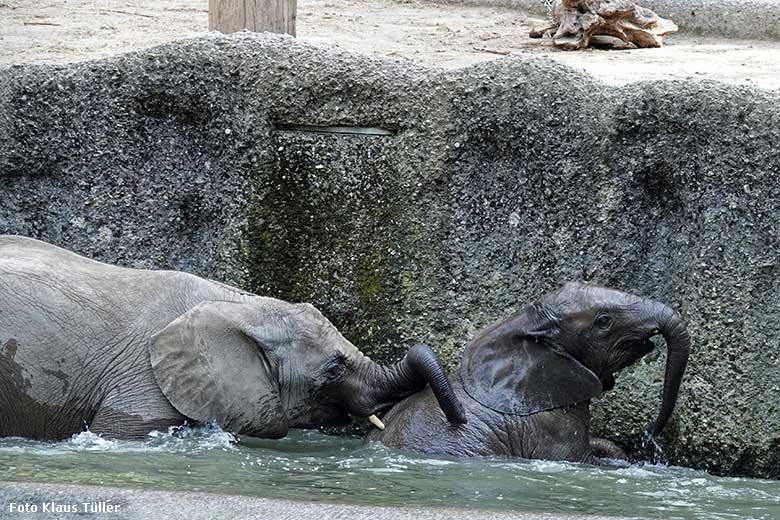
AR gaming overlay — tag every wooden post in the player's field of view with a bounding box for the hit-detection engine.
[209,0,296,36]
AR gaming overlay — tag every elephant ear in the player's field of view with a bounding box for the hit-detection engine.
[149,300,289,438]
[460,304,603,415]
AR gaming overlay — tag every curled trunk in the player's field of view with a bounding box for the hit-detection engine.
[350,344,467,424]
[649,304,691,437]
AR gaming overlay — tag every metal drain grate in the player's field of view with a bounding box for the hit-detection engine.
[273,124,395,136]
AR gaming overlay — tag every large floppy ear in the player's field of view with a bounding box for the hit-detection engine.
[460,304,603,415]
[149,300,290,438]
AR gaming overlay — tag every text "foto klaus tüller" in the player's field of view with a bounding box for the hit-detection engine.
[9,501,121,513]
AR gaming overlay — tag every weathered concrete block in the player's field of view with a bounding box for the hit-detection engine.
[1,33,778,478]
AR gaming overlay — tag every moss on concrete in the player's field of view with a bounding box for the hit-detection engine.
[241,131,413,362]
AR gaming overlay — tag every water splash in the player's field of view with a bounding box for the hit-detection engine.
[0,423,238,456]
[640,432,668,464]
[146,422,238,453]
[63,429,120,452]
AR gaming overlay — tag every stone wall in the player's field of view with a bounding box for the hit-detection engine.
[1,33,778,478]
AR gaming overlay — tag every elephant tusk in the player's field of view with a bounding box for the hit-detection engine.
[367,414,385,430]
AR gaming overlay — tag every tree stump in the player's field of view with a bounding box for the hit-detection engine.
[549,0,678,50]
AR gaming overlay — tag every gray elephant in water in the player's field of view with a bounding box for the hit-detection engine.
[0,236,465,440]
[370,282,691,464]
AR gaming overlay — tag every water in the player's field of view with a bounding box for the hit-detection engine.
[1,425,778,520]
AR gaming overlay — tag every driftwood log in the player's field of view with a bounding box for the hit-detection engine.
[532,0,678,50]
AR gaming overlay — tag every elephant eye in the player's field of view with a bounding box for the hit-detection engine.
[321,354,347,382]
[594,314,612,329]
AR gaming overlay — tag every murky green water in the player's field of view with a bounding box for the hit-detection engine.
[0,426,778,519]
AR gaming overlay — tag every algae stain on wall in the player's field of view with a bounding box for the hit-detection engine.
[241,131,409,362]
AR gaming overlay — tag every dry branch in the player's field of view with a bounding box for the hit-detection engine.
[473,47,512,55]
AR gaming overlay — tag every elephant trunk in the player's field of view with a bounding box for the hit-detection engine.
[648,303,691,437]
[350,344,467,424]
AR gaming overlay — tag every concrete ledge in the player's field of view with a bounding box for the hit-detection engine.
[640,0,780,40]
[437,0,780,40]
[0,482,643,520]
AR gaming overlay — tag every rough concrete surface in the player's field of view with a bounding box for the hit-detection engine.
[1,33,779,478]
[0,482,643,520]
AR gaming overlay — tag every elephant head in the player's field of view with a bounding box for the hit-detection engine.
[150,298,466,438]
[461,282,690,437]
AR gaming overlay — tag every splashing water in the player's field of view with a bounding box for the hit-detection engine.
[638,431,669,466]
[1,427,779,520]
[0,423,237,457]
[145,423,239,453]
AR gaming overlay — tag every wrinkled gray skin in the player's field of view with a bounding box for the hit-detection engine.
[370,282,691,464]
[0,236,463,440]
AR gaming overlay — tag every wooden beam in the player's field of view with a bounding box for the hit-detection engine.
[209,0,296,36]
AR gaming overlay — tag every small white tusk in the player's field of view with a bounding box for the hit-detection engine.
[367,414,385,430]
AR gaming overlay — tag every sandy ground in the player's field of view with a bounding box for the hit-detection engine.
[1,0,780,90]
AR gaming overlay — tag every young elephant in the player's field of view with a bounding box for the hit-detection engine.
[0,236,465,440]
[369,282,691,464]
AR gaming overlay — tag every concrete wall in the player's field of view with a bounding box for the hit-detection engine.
[1,33,779,477]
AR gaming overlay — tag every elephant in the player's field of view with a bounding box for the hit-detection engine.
[369,282,691,464]
[0,236,466,440]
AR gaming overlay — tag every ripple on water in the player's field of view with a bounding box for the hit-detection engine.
[1,427,779,520]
